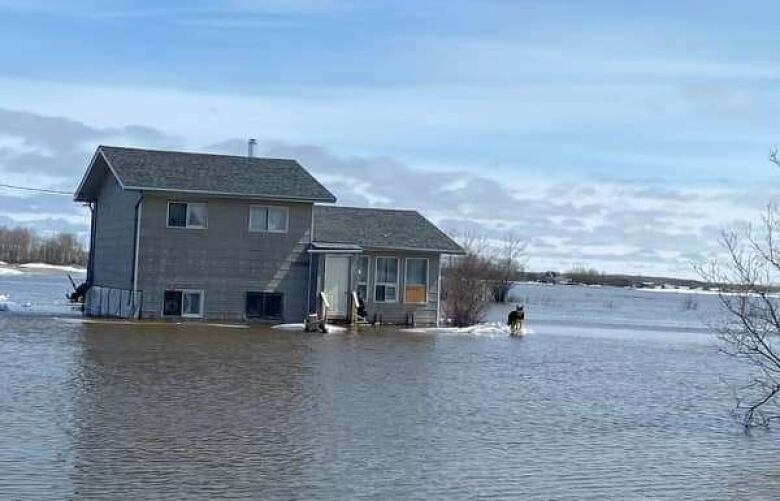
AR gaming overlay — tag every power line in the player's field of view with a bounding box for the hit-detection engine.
[0,183,73,196]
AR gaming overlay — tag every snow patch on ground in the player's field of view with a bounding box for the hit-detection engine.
[17,263,86,273]
[0,268,23,276]
[0,299,31,312]
[405,322,531,337]
[272,323,348,333]
[638,287,725,296]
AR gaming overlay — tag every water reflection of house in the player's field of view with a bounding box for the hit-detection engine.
[74,145,463,325]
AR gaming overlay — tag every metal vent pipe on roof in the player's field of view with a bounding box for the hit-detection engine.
[248,138,257,158]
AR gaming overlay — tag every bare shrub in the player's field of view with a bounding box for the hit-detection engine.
[441,231,492,327]
[441,230,528,325]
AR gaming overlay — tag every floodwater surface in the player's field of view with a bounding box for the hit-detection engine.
[2,276,780,500]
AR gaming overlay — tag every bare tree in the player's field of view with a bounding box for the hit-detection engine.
[700,204,780,428]
[488,232,528,303]
[441,230,492,326]
[0,226,87,266]
[565,266,603,286]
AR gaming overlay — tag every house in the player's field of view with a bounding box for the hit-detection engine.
[74,145,464,325]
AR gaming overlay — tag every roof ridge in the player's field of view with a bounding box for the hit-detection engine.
[98,145,297,163]
[76,145,337,203]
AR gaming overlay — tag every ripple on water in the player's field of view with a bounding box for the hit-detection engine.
[1,313,780,500]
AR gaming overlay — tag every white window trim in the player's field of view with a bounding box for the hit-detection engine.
[181,289,205,318]
[357,256,370,300]
[166,201,208,230]
[374,256,399,303]
[249,205,289,233]
[162,288,205,318]
[404,257,430,305]
[357,256,370,286]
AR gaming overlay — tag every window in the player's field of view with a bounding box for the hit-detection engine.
[246,292,283,319]
[249,206,288,233]
[374,257,399,303]
[163,289,204,318]
[356,256,369,301]
[168,202,207,229]
[405,258,429,304]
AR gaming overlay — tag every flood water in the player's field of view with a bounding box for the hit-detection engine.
[3,274,780,499]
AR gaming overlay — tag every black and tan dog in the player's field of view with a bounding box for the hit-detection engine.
[507,305,525,336]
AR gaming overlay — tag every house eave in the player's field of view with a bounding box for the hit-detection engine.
[314,242,465,255]
[309,242,363,254]
[122,185,337,203]
[361,246,465,255]
[73,148,127,202]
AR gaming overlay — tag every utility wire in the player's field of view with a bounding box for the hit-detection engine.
[0,183,73,196]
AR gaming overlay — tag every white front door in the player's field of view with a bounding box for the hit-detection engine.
[323,255,350,318]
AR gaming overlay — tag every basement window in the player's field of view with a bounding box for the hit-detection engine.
[246,292,283,320]
[168,202,208,229]
[163,289,204,318]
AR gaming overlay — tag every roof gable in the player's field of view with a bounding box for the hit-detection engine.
[313,206,464,254]
[73,149,118,202]
[75,146,336,202]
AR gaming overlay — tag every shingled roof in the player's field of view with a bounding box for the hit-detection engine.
[314,206,464,254]
[75,146,336,202]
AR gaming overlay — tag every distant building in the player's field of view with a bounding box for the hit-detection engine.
[74,146,464,325]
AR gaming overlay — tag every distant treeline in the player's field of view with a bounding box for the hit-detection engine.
[0,226,87,266]
[520,268,722,290]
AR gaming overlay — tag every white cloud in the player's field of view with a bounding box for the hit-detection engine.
[315,174,392,206]
[0,108,772,279]
[6,211,88,226]
[2,76,765,154]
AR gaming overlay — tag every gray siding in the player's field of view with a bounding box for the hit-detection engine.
[362,251,441,326]
[317,251,441,326]
[136,195,313,322]
[90,170,138,290]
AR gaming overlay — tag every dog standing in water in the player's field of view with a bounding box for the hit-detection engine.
[507,305,525,336]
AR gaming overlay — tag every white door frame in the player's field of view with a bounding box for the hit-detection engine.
[323,255,351,318]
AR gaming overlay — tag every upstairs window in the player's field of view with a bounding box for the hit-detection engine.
[168,202,207,229]
[374,257,399,303]
[163,289,204,318]
[246,292,283,319]
[249,206,289,233]
[405,258,429,304]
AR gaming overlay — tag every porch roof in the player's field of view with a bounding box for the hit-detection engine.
[313,205,465,255]
[309,242,363,253]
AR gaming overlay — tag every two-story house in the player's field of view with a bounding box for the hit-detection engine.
[74,146,464,325]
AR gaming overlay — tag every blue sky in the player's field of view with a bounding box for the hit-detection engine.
[1,0,780,276]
